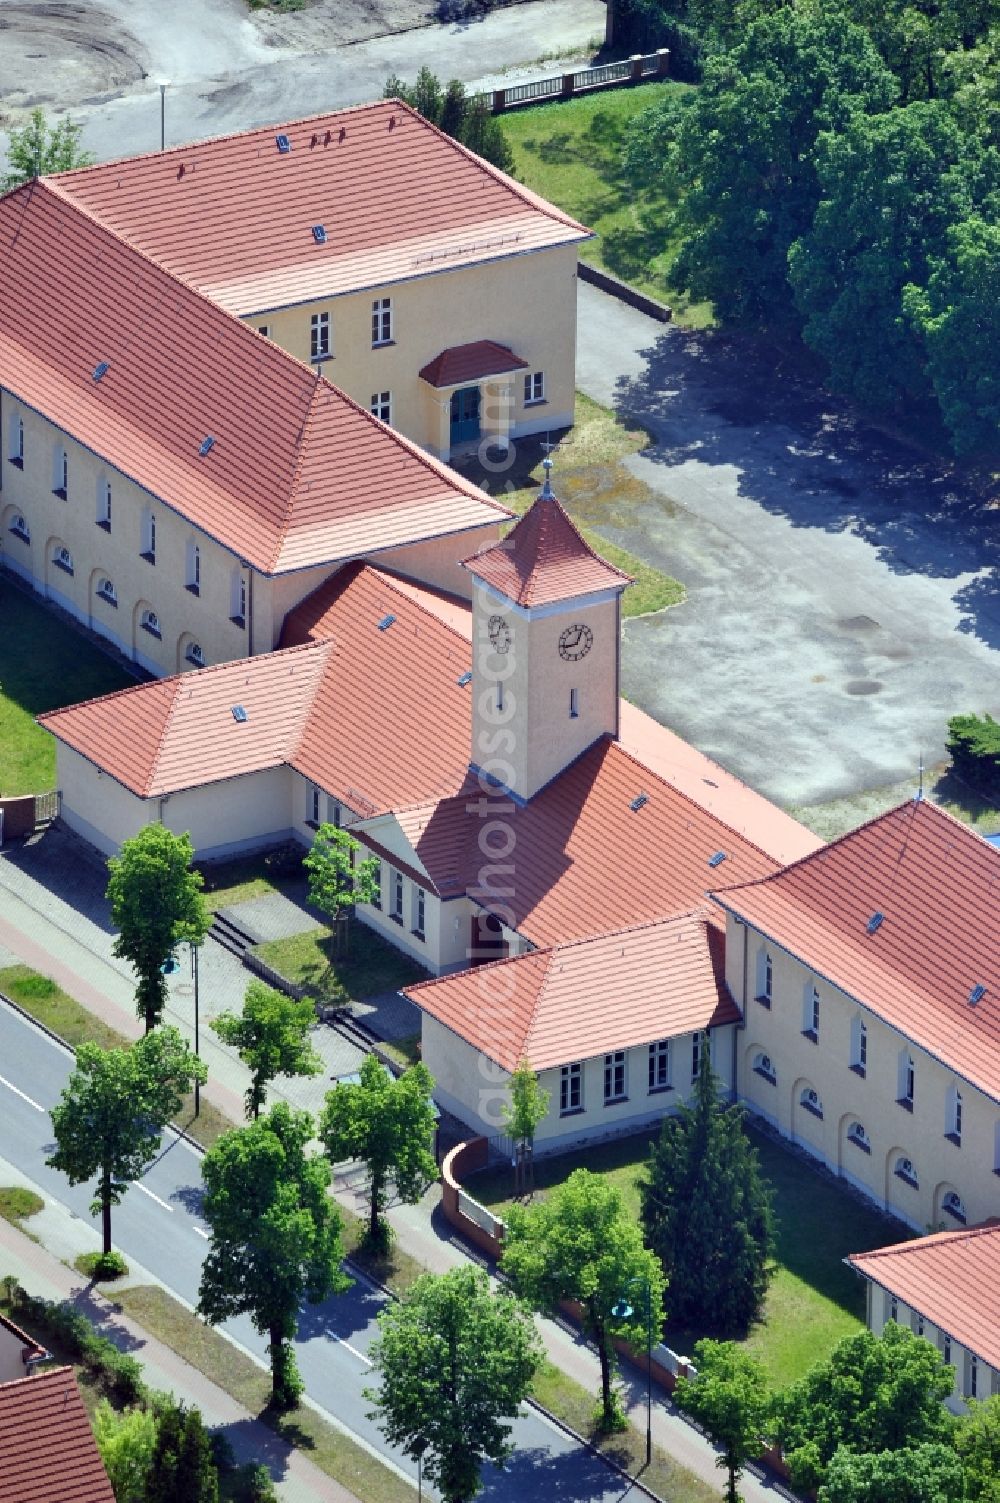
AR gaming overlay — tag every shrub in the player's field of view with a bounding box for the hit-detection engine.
[12,973,58,999]
[77,1249,130,1281]
[947,712,1000,796]
[3,1283,146,1405]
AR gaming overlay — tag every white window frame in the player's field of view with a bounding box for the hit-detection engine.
[257,324,270,338]
[756,949,772,1006]
[560,1061,582,1115]
[370,860,382,910]
[310,311,331,360]
[412,886,426,940]
[186,541,201,594]
[186,641,205,667]
[371,297,393,347]
[53,544,74,576]
[569,687,579,719]
[370,391,392,424]
[9,513,30,542]
[894,1155,918,1188]
[52,444,68,498]
[96,577,117,607]
[391,869,404,923]
[847,1120,871,1153]
[803,983,819,1039]
[800,1086,823,1119]
[691,1030,703,1081]
[142,510,156,562]
[308,784,322,825]
[603,1050,627,1104]
[898,1051,915,1109]
[97,477,112,529]
[942,1190,966,1224]
[230,569,247,627]
[753,1051,776,1084]
[648,1039,670,1093]
[851,1015,868,1075]
[523,371,545,405]
[8,412,24,466]
[140,608,161,639]
[947,1085,963,1144]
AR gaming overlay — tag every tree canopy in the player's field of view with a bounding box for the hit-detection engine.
[366,1265,542,1503]
[198,1103,348,1409]
[675,1340,771,1503]
[319,1054,437,1246]
[818,1441,965,1503]
[382,68,515,174]
[1,107,94,190]
[303,822,380,954]
[47,1028,205,1254]
[106,825,210,1032]
[211,980,321,1120]
[955,1395,1000,1501]
[640,1044,774,1333]
[500,1059,550,1147]
[502,1167,665,1432]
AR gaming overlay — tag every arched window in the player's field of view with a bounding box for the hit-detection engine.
[8,412,24,466]
[752,1051,776,1084]
[894,1155,918,1187]
[53,545,74,575]
[942,1191,967,1224]
[140,608,161,639]
[96,578,117,607]
[8,513,29,542]
[847,1121,871,1153]
[185,641,205,667]
[800,1087,823,1119]
[97,477,112,529]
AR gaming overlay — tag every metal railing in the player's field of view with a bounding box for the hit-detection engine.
[572,60,631,89]
[484,48,670,113]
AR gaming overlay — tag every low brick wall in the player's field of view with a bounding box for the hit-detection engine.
[0,796,38,843]
[441,1138,506,1258]
[577,261,673,322]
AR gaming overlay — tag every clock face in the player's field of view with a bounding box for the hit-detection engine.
[487,614,511,654]
[558,623,593,661]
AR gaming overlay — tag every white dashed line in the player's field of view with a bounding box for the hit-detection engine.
[0,1075,45,1112]
[193,1226,210,1239]
[135,1182,173,1212]
[336,1337,372,1367]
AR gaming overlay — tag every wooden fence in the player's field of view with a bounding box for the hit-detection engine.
[485,48,669,113]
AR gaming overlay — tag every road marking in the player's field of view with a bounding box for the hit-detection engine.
[135,1182,173,1213]
[193,1226,209,1239]
[0,1075,45,1112]
[336,1336,372,1368]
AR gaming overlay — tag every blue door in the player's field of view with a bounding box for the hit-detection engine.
[450,385,481,445]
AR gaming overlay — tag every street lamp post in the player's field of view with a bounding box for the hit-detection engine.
[612,1277,653,1468]
[191,940,201,1117]
[157,81,169,151]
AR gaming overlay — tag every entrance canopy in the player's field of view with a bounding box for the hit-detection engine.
[418,339,528,389]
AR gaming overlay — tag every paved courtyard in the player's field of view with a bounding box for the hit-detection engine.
[575,282,1000,812]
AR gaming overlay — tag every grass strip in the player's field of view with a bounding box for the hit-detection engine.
[251,927,427,1007]
[341,1209,426,1298]
[0,1186,44,1242]
[111,1285,414,1503]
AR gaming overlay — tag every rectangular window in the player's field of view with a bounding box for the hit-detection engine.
[372,297,393,347]
[258,325,270,338]
[648,1039,670,1093]
[852,1017,867,1076]
[97,478,112,530]
[370,391,392,424]
[560,1062,582,1115]
[943,1335,952,1365]
[391,870,404,923]
[370,860,382,909]
[523,371,545,405]
[8,413,24,467]
[691,1030,703,1081]
[230,570,247,627]
[899,1054,915,1110]
[889,1294,899,1322]
[186,542,201,594]
[142,511,156,563]
[308,785,322,825]
[569,688,579,719]
[969,1356,979,1399]
[802,985,819,1041]
[496,680,504,714]
[53,446,68,499]
[604,1051,627,1104]
[412,887,426,939]
[310,311,331,361]
[756,950,772,1006]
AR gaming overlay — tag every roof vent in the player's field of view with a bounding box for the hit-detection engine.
[312,224,327,244]
[275,134,291,154]
[199,436,215,457]
[231,705,248,723]
[377,613,396,631]
[969,984,987,1006]
[629,793,648,813]
[708,850,727,868]
[866,911,884,935]
[457,670,473,686]
[92,360,110,382]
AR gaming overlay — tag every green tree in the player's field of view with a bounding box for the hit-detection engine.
[93,1400,157,1503]
[789,100,976,414]
[211,980,321,1120]
[439,79,469,139]
[945,710,1000,793]
[502,1168,665,1432]
[818,1441,965,1503]
[956,1395,1000,1501]
[303,822,379,956]
[1,107,94,190]
[670,8,896,328]
[48,1028,206,1255]
[773,1323,956,1490]
[500,1059,550,1147]
[365,1265,542,1503]
[198,1103,348,1409]
[459,96,516,175]
[675,1340,770,1503]
[320,1055,437,1247]
[106,825,210,1033]
[905,215,1000,457]
[145,1404,219,1503]
[641,1045,773,1333]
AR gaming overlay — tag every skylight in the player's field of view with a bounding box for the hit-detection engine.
[275,134,291,154]
[199,436,215,457]
[866,912,884,935]
[231,705,248,723]
[457,671,472,686]
[92,361,110,382]
[708,851,727,868]
[969,984,987,1006]
[312,225,327,244]
[629,793,648,813]
[377,614,396,631]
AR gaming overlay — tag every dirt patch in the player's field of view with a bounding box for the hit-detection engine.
[0,2,148,118]
[248,0,436,49]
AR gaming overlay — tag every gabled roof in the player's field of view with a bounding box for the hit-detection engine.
[848,1224,1000,1371]
[405,909,738,1071]
[419,340,528,389]
[54,100,590,315]
[39,643,330,797]
[712,798,1000,1100]
[0,181,507,575]
[0,1367,114,1503]
[463,487,632,607]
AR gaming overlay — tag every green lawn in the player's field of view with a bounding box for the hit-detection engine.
[502,82,711,327]
[468,1122,910,1389]
[0,579,134,795]
[253,924,429,1005]
[196,848,304,913]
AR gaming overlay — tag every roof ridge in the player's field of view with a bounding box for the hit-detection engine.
[854,1223,1000,1261]
[286,639,336,764]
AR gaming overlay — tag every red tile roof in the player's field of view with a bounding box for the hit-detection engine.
[463,490,633,607]
[55,100,590,315]
[713,798,1000,1100]
[0,182,507,575]
[405,909,738,1070]
[848,1224,1000,1370]
[419,341,528,389]
[0,1367,114,1503]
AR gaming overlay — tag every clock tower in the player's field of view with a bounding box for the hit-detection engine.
[462,461,632,802]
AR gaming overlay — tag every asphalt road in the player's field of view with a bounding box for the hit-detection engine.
[0,998,642,1502]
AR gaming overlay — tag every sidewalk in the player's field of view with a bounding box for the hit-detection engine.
[0,1213,359,1503]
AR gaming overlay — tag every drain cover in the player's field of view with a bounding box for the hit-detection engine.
[845,680,883,696]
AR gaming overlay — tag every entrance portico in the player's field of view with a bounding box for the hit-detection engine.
[419,339,528,462]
